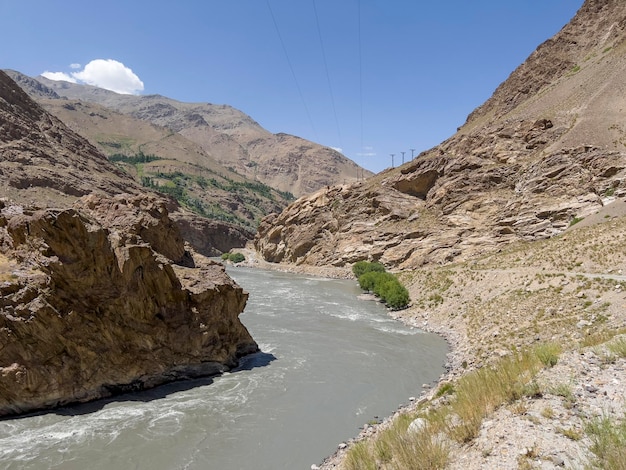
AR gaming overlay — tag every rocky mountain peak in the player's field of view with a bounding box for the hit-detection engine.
[466,0,626,126]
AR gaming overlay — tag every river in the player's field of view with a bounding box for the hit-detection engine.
[0,266,448,470]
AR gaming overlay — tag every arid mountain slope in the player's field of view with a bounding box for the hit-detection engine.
[3,71,293,230]
[10,73,371,197]
[0,70,258,415]
[255,0,626,270]
[0,71,142,207]
[467,0,626,126]
[34,96,290,231]
[1,71,252,254]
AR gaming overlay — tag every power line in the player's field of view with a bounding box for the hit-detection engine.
[266,0,318,140]
[358,0,364,154]
[312,0,342,149]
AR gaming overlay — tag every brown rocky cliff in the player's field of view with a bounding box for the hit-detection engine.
[0,70,259,416]
[254,0,626,269]
[0,195,258,416]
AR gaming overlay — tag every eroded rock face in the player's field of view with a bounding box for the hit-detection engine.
[0,196,258,416]
[255,141,625,269]
[170,211,252,257]
[255,0,626,270]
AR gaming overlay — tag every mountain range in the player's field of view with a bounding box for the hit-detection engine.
[3,0,626,464]
[6,69,370,201]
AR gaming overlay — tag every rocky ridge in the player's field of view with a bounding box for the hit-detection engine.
[10,71,371,198]
[0,70,258,415]
[255,0,626,270]
[255,143,625,269]
[0,70,142,207]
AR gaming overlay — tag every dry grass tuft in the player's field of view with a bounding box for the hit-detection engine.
[342,345,556,468]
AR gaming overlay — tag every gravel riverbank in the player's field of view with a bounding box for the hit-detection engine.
[232,229,626,469]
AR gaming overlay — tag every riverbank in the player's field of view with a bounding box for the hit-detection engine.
[231,247,471,467]
[236,216,626,469]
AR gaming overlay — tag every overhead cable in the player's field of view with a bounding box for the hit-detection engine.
[312,0,342,149]
[266,0,318,140]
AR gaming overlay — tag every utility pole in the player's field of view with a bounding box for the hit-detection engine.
[390,154,395,168]
[401,151,406,165]
[410,148,416,160]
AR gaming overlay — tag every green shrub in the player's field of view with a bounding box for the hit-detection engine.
[379,279,410,310]
[586,415,626,469]
[230,252,245,263]
[221,252,245,263]
[109,151,162,164]
[371,273,396,297]
[355,262,410,310]
[352,260,386,278]
[358,271,382,292]
[534,342,562,367]
[570,216,584,227]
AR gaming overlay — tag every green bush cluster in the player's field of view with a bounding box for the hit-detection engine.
[109,151,162,164]
[221,252,245,263]
[352,260,386,278]
[352,261,410,310]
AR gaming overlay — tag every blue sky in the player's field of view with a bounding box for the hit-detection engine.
[2,1,584,173]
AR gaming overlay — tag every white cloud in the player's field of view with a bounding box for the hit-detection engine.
[71,59,144,95]
[41,71,77,83]
[42,59,144,95]
[331,147,343,153]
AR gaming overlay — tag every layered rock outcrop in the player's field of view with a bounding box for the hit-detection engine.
[256,134,625,269]
[0,70,258,416]
[255,0,626,270]
[170,211,252,257]
[0,195,257,416]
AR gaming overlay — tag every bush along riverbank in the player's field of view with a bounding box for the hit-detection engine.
[353,261,410,310]
[221,251,246,263]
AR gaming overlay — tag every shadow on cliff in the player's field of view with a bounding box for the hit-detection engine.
[7,351,277,420]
